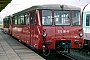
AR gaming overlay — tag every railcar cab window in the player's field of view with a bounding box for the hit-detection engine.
[54,10,70,25]
[72,11,80,26]
[86,14,90,26]
[42,10,52,25]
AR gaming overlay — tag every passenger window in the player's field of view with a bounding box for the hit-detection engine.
[7,17,10,25]
[25,13,29,25]
[12,17,15,24]
[20,14,25,25]
[13,16,17,25]
[15,16,18,24]
[30,11,36,25]
[86,14,90,26]
[18,15,21,25]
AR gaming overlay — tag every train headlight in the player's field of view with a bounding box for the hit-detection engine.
[42,32,47,37]
[79,32,83,37]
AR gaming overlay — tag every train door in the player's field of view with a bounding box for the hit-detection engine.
[30,11,36,47]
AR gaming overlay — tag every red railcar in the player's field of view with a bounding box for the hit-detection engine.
[3,4,84,56]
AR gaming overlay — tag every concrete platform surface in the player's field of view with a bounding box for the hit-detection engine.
[0,30,45,60]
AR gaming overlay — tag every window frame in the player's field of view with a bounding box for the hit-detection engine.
[20,14,25,25]
[86,14,90,26]
[42,10,52,26]
[25,13,29,25]
[72,10,81,26]
[54,10,70,26]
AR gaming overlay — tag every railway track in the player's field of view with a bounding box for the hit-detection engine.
[74,45,90,56]
[60,52,76,60]
[68,49,90,60]
[43,48,90,60]
[35,51,73,60]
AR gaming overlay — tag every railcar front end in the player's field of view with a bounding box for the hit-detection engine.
[37,8,84,56]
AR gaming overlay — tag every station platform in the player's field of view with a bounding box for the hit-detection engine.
[0,29,45,60]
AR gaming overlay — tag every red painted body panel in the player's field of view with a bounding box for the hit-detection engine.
[22,25,30,45]
[42,26,84,49]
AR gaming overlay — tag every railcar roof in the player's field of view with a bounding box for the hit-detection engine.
[35,4,80,10]
[13,4,81,15]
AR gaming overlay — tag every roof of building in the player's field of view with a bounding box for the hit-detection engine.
[0,0,12,12]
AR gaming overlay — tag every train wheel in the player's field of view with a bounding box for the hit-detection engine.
[42,44,50,56]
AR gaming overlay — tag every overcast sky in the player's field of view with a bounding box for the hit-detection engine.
[0,0,90,20]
